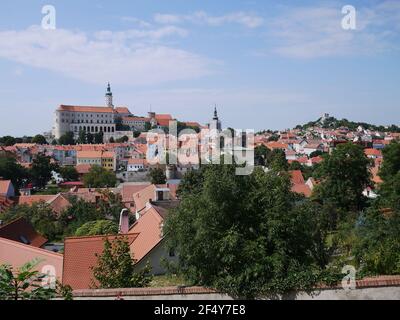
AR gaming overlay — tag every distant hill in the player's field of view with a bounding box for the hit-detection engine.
[295,116,400,133]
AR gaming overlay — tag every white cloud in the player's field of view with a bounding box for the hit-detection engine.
[0,26,212,86]
[265,2,400,58]
[154,11,264,28]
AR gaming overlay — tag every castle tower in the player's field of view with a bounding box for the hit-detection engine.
[105,82,114,108]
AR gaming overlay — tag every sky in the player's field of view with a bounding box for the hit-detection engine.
[0,0,399,136]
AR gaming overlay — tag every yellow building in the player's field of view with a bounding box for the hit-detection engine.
[101,151,116,171]
[76,150,116,172]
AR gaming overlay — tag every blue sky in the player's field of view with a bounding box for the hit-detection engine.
[0,0,399,136]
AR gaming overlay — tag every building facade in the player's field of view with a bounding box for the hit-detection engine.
[53,84,132,139]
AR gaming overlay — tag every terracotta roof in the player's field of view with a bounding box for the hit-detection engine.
[129,205,168,263]
[266,141,288,150]
[77,151,103,159]
[128,158,146,165]
[75,164,92,174]
[18,195,57,206]
[291,184,312,197]
[58,105,114,113]
[62,234,139,290]
[364,148,383,157]
[18,194,71,216]
[0,180,12,195]
[155,114,173,120]
[289,170,305,185]
[0,217,47,247]
[114,107,131,114]
[122,117,150,122]
[121,184,151,203]
[184,122,201,128]
[0,237,63,282]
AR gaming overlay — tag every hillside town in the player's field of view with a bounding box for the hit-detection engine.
[0,83,398,298]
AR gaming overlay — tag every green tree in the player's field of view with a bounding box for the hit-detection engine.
[109,137,115,143]
[91,237,152,289]
[58,132,75,145]
[59,166,79,182]
[75,220,118,237]
[354,207,400,275]
[0,136,16,146]
[31,135,47,145]
[77,129,86,144]
[0,204,61,241]
[59,198,103,236]
[83,165,117,188]
[86,132,94,144]
[269,149,288,172]
[0,156,28,189]
[30,154,58,188]
[97,189,126,221]
[116,135,129,143]
[254,145,271,166]
[148,167,166,184]
[165,165,334,298]
[313,143,371,212]
[94,131,104,144]
[0,259,56,300]
[379,141,400,182]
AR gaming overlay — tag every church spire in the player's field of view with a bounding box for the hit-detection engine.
[213,106,218,120]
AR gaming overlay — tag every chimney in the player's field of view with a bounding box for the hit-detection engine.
[118,209,130,234]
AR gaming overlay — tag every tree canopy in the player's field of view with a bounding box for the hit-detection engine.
[91,237,152,289]
[83,165,117,188]
[165,164,335,298]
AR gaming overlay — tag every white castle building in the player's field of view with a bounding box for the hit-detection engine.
[53,83,132,139]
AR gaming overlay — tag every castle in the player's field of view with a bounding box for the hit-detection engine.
[52,83,132,139]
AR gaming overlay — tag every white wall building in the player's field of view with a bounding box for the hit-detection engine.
[53,84,132,139]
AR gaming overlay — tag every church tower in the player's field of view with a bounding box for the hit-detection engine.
[105,82,114,108]
[209,106,222,131]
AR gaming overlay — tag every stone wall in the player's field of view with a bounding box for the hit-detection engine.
[71,276,400,300]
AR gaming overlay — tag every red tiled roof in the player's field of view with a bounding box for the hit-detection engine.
[58,105,115,113]
[121,184,151,203]
[62,234,139,290]
[115,107,131,114]
[364,148,383,157]
[18,194,71,216]
[0,180,12,195]
[289,170,305,185]
[75,164,91,175]
[266,141,288,150]
[291,184,312,197]
[129,205,168,263]
[0,217,47,247]
[0,237,63,282]
[155,114,173,120]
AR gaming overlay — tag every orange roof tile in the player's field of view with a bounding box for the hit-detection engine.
[129,205,167,263]
[0,237,63,282]
[58,105,114,113]
[289,170,305,185]
[0,180,12,195]
[0,217,48,247]
[63,234,139,290]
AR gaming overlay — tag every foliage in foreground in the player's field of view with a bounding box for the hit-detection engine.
[166,165,340,298]
[0,259,72,300]
[91,237,153,289]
